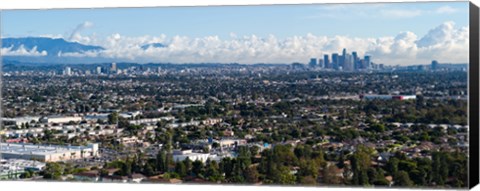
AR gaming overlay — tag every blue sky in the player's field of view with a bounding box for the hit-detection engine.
[0,2,471,65]
[1,2,468,39]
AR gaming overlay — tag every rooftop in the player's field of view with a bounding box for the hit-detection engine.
[0,143,97,156]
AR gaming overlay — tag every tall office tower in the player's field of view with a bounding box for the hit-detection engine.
[64,67,72,76]
[324,54,330,69]
[352,51,359,70]
[344,53,354,71]
[111,62,117,72]
[340,48,347,70]
[96,66,102,74]
[309,58,318,68]
[318,59,324,68]
[359,60,365,69]
[431,60,439,70]
[364,55,371,69]
[339,55,345,70]
[332,53,339,70]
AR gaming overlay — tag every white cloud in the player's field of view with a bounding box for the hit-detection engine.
[1,45,48,56]
[435,6,457,14]
[69,21,94,41]
[55,21,469,66]
[38,34,64,39]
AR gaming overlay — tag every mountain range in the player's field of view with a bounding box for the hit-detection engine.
[2,37,135,64]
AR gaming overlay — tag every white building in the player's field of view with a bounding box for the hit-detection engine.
[63,67,72,76]
[119,111,142,119]
[172,150,212,163]
[360,94,416,100]
[2,116,41,127]
[0,143,99,162]
[0,159,46,180]
[128,116,175,125]
[217,139,247,148]
[41,116,83,124]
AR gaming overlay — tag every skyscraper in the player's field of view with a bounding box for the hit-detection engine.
[323,55,330,69]
[309,58,317,68]
[339,48,348,70]
[96,66,102,74]
[63,67,72,76]
[364,55,371,69]
[344,53,354,71]
[111,62,117,72]
[318,59,324,68]
[431,60,439,70]
[352,51,359,70]
[332,53,339,70]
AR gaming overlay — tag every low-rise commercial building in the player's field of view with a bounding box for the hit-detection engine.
[0,143,99,162]
[359,94,416,100]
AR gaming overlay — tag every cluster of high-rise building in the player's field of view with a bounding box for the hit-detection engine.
[309,48,375,71]
[63,62,119,76]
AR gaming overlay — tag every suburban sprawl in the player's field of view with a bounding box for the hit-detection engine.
[0,55,469,188]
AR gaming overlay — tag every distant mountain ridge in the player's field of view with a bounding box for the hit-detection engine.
[1,37,174,64]
[1,37,105,56]
[141,43,167,50]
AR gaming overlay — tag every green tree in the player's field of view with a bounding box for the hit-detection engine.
[43,163,64,180]
[205,160,222,182]
[192,160,204,177]
[350,146,373,185]
[156,150,167,172]
[274,166,296,184]
[245,166,259,183]
[394,171,413,187]
[143,162,156,176]
[175,161,187,177]
[108,112,119,124]
[322,164,342,185]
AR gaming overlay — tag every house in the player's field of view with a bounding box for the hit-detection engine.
[144,176,183,184]
[184,176,209,184]
[74,170,99,182]
[102,175,128,183]
[377,152,393,163]
[385,175,394,186]
[223,130,234,137]
[129,173,146,183]
[104,168,119,176]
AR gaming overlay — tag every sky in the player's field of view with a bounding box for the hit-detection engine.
[0,2,470,65]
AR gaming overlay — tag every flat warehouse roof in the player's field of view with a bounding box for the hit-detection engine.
[0,143,94,156]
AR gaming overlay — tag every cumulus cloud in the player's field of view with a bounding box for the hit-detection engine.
[69,21,94,41]
[57,21,468,66]
[1,45,48,56]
